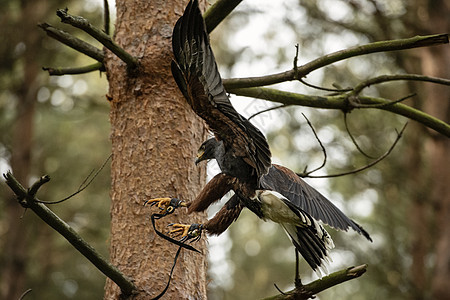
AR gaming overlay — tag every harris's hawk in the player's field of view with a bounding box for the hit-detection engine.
[147,0,371,276]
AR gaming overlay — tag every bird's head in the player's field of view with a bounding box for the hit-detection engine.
[195,138,219,165]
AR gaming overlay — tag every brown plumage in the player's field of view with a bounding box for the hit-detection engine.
[156,0,371,275]
[187,173,235,213]
[202,195,243,235]
[171,0,271,180]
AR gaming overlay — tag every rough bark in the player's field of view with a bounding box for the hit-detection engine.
[104,0,208,299]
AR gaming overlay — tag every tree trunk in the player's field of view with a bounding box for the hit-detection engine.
[104,0,208,299]
[405,1,449,298]
[421,3,450,299]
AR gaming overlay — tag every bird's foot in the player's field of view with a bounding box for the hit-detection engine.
[168,223,203,243]
[144,197,187,216]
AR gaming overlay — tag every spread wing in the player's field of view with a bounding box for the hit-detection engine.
[171,0,271,178]
[260,164,372,241]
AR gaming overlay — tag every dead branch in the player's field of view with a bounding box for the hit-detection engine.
[38,23,104,63]
[344,113,377,159]
[248,104,290,121]
[301,123,408,178]
[262,264,368,300]
[56,8,138,70]
[223,34,449,89]
[43,62,105,76]
[2,171,137,297]
[352,74,450,95]
[299,113,327,176]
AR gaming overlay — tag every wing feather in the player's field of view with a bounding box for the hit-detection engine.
[172,0,271,178]
[260,164,372,241]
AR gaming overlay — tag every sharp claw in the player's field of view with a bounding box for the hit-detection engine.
[144,197,171,207]
[144,198,187,217]
[168,223,190,238]
[167,223,203,243]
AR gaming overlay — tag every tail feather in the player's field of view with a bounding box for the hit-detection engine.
[282,221,334,278]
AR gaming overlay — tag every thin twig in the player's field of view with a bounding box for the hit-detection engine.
[248,104,290,121]
[229,87,450,137]
[43,62,105,76]
[303,123,408,178]
[294,43,351,93]
[2,171,137,296]
[36,154,111,204]
[223,33,449,89]
[344,113,376,159]
[300,113,327,176]
[350,93,416,109]
[352,74,450,95]
[293,44,299,80]
[38,23,105,63]
[299,78,353,93]
[56,8,138,70]
[18,289,33,300]
[28,175,51,198]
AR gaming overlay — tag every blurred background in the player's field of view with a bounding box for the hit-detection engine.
[1,0,448,299]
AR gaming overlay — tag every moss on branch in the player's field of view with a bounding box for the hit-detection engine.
[229,87,450,137]
[223,34,449,89]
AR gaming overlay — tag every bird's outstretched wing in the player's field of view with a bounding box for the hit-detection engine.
[260,164,372,241]
[171,0,271,178]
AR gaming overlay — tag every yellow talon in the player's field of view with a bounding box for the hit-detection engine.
[144,197,172,208]
[168,224,191,238]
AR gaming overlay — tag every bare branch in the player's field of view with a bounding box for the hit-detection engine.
[352,74,450,95]
[304,123,408,178]
[350,93,416,109]
[36,154,111,205]
[18,289,33,300]
[344,113,376,159]
[28,175,51,198]
[204,0,243,33]
[38,23,104,63]
[43,62,105,76]
[229,87,450,137]
[299,113,327,176]
[56,8,138,70]
[248,104,290,121]
[2,171,137,296]
[223,34,449,89]
[299,78,352,93]
[294,44,351,93]
[262,264,368,300]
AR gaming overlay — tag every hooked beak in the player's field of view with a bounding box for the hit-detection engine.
[195,150,205,165]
